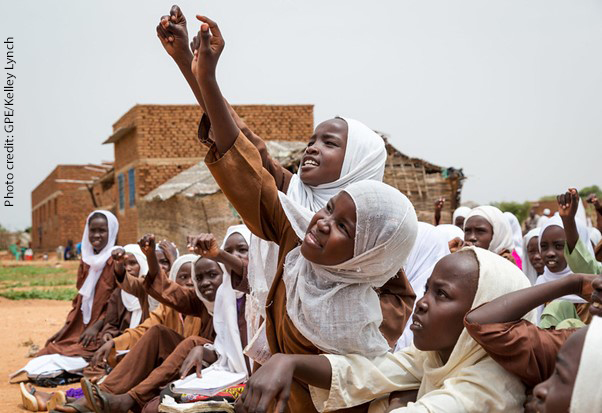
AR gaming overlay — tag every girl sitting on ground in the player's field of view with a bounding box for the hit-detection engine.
[191,16,419,411]
[237,248,532,413]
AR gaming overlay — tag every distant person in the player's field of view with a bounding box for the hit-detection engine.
[523,207,540,234]
[537,208,552,228]
[452,206,471,229]
[64,240,75,261]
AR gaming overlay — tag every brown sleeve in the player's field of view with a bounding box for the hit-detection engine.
[118,274,147,303]
[99,289,122,338]
[464,316,576,388]
[199,113,293,192]
[143,267,204,317]
[76,260,87,290]
[205,132,295,245]
[113,305,166,351]
[376,268,416,348]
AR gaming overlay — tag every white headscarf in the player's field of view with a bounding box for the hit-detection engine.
[464,206,514,255]
[521,228,541,285]
[79,210,119,325]
[503,211,524,257]
[311,247,534,413]
[169,254,198,282]
[279,180,418,357]
[452,206,471,227]
[120,244,148,329]
[213,225,252,377]
[434,224,464,242]
[589,227,602,250]
[247,116,388,317]
[570,316,602,412]
[535,215,588,319]
[396,222,450,351]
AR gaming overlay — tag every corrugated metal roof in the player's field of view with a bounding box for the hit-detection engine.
[143,140,306,202]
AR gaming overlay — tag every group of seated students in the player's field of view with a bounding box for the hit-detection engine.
[16,5,602,413]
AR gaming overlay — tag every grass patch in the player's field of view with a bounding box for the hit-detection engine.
[0,265,69,281]
[0,288,77,301]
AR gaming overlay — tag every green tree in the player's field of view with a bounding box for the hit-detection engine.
[579,185,602,199]
[491,201,532,224]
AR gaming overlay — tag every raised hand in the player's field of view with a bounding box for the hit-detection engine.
[191,16,225,82]
[187,233,220,258]
[434,197,445,212]
[91,340,114,367]
[586,193,602,212]
[156,5,191,64]
[111,247,126,277]
[138,234,156,256]
[158,239,177,266]
[557,188,579,219]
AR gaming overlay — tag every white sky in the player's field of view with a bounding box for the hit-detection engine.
[1,0,601,231]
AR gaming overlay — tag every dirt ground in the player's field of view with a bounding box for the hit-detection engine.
[0,297,73,412]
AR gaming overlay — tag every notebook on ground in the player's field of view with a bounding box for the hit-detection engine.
[169,366,246,397]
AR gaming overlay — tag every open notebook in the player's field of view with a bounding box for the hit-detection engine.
[169,365,246,397]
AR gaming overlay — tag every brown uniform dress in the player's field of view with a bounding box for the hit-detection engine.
[464,316,577,389]
[97,286,151,340]
[206,132,407,413]
[99,269,215,407]
[199,114,415,348]
[37,258,117,358]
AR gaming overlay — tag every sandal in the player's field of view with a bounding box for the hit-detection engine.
[80,379,109,413]
[19,382,40,411]
[49,402,93,413]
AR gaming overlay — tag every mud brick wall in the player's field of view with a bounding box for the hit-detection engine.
[31,165,105,251]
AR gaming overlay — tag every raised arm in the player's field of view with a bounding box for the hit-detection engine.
[433,197,445,226]
[557,188,580,253]
[465,273,594,325]
[191,16,238,155]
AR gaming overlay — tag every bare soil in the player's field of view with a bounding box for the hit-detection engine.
[0,297,74,412]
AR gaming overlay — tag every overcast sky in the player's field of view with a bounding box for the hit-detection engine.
[1,0,601,231]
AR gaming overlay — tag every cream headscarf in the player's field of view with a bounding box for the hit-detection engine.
[521,228,541,285]
[247,117,387,318]
[279,180,418,357]
[311,247,534,412]
[213,225,251,377]
[190,255,221,316]
[452,206,471,227]
[396,222,450,351]
[503,211,524,257]
[120,244,148,329]
[168,254,198,282]
[434,224,464,242]
[570,316,602,412]
[464,206,514,255]
[79,210,119,325]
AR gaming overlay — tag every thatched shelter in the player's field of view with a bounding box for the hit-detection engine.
[141,136,464,249]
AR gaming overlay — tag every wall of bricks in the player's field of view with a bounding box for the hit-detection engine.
[31,165,106,251]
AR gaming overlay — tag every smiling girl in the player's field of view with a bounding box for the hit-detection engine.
[155,5,416,349]
[188,16,419,411]
[37,210,119,358]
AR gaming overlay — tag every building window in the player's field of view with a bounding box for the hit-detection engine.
[128,168,135,207]
[118,173,125,210]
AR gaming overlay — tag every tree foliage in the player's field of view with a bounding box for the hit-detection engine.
[491,201,532,224]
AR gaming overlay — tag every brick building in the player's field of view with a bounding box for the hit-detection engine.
[31,104,314,250]
[31,163,112,250]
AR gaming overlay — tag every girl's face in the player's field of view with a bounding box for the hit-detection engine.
[540,226,567,273]
[410,253,479,364]
[156,249,171,274]
[175,262,194,288]
[589,274,602,317]
[124,253,141,277]
[88,216,109,253]
[300,191,356,266]
[299,118,348,187]
[529,328,586,413]
[194,258,223,302]
[463,216,494,250]
[223,233,249,261]
[527,236,545,275]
